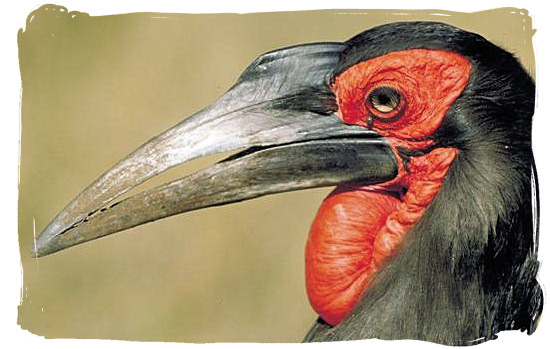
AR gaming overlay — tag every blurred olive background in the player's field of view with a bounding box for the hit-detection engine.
[18,5,535,342]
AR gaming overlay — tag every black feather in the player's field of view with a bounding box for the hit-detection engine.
[305,22,541,345]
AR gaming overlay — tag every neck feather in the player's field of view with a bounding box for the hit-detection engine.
[305,146,542,345]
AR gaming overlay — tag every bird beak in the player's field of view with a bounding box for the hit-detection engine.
[32,43,398,257]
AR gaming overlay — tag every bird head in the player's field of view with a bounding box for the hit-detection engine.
[32,21,541,345]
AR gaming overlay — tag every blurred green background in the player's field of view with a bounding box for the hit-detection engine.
[18,5,535,342]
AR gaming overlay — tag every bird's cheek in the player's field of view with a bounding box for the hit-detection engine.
[335,93,371,128]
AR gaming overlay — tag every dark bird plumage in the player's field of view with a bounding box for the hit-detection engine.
[301,22,542,345]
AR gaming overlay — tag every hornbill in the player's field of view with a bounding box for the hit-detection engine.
[32,21,542,345]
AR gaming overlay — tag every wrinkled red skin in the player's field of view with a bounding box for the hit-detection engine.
[305,49,470,326]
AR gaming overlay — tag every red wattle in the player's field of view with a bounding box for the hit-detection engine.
[305,188,399,325]
[305,148,459,326]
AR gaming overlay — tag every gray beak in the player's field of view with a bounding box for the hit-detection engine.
[32,43,398,257]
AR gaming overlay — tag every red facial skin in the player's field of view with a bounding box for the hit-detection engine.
[305,49,471,326]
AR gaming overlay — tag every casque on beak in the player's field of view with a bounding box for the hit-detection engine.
[32,43,398,257]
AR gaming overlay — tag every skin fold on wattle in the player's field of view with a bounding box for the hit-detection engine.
[305,147,458,326]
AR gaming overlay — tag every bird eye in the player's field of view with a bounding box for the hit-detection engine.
[367,86,401,114]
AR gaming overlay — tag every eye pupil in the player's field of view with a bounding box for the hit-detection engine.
[377,94,391,105]
[368,86,401,113]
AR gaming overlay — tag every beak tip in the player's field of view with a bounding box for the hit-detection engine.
[30,240,44,258]
[30,236,47,258]
[30,250,40,259]
[30,225,60,258]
